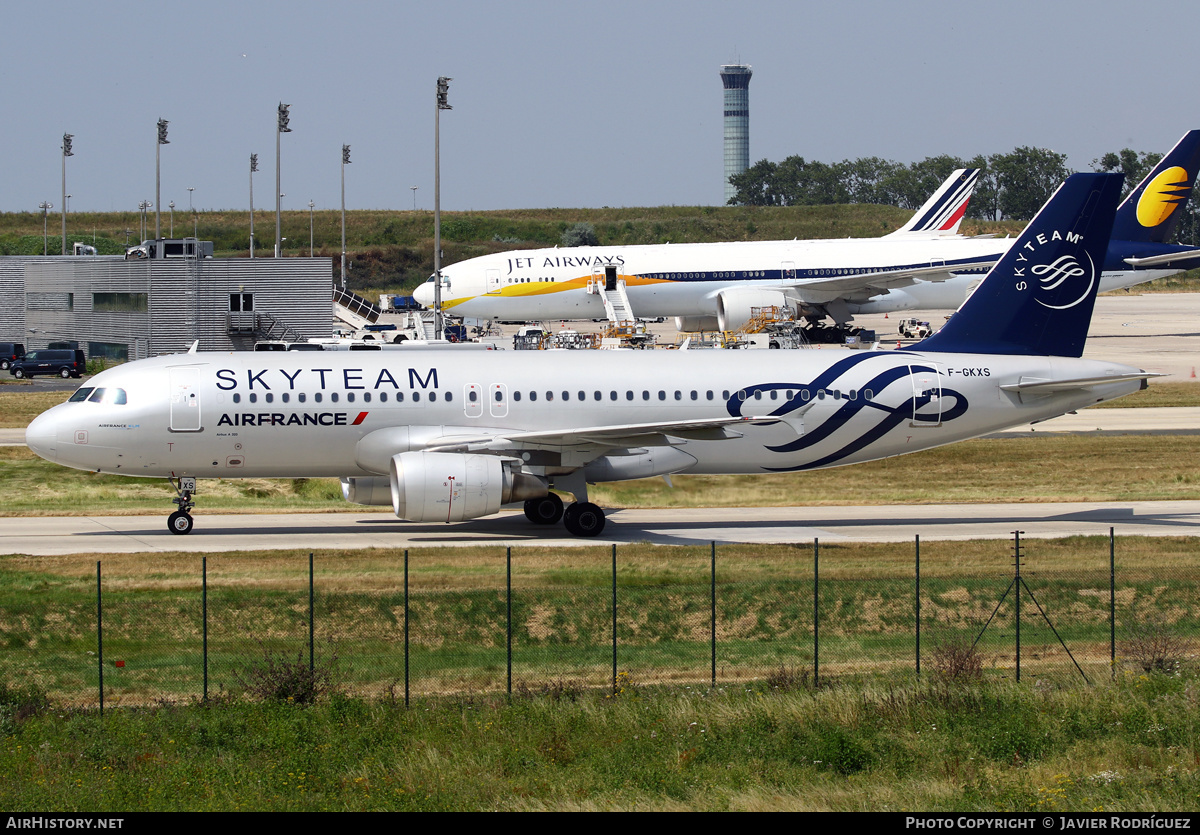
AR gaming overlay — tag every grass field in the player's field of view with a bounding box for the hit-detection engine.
[2,537,1199,811]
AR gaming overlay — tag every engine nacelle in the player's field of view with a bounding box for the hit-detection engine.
[389,451,547,523]
[674,315,720,333]
[716,288,790,332]
[340,477,393,506]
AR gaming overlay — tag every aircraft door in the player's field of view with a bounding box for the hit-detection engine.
[909,363,943,427]
[169,366,202,432]
[489,384,509,418]
[464,383,483,418]
[485,269,501,294]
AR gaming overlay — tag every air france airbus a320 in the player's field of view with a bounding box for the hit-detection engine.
[27,173,1154,537]
[415,131,1200,330]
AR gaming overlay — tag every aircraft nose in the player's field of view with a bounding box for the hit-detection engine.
[25,411,58,463]
[413,283,432,306]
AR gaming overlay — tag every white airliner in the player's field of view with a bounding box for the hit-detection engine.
[26,173,1153,537]
[414,132,1200,330]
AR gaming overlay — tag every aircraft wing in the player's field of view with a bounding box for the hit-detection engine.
[785,259,997,304]
[423,415,778,455]
[1122,248,1200,268]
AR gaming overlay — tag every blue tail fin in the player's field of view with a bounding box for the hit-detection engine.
[915,173,1124,358]
[1110,130,1200,244]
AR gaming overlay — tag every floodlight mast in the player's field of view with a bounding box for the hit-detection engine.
[341,144,350,289]
[249,153,258,258]
[275,103,291,257]
[156,119,169,240]
[434,76,452,340]
[61,134,73,256]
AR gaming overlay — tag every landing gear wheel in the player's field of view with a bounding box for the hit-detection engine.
[524,493,564,525]
[167,511,194,535]
[563,501,606,537]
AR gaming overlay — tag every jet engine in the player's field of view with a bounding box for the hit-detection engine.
[716,288,790,332]
[388,451,547,523]
[674,315,720,333]
[340,477,393,506]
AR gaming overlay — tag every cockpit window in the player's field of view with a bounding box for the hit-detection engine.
[69,387,94,402]
[85,388,127,405]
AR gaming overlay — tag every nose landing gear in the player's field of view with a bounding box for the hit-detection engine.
[167,476,196,535]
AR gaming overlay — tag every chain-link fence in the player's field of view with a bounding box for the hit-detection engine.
[4,531,1198,708]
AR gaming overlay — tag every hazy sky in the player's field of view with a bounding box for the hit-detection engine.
[6,0,1198,215]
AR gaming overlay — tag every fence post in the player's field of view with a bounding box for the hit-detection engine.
[1109,527,1116,680]
[710,541,716,687]
[611,543,617,694]
[404,548,410,708]
[915,534,921,679]
[308,552,315,674]
[813,538,819,688]
[96,561,103,716]
[203,556,208,702]
[506,546,512,696]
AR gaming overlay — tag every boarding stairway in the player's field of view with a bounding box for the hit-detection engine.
[226,310,304,344]
[586,265,636,325]
[333,287,383,330]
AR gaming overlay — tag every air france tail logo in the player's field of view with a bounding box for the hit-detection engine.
[1136,167,1190,228]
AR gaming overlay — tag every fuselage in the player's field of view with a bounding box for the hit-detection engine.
[27,348,1144,482]
[416,236,1190,321]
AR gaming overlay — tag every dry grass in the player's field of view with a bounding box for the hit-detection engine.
[5,536,1197,589]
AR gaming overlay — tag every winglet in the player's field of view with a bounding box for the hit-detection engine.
[887,169,979,237]
[1111,130,1200,244]
[915,173,1124,358]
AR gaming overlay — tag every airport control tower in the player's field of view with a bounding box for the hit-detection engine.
[721,64,752,204]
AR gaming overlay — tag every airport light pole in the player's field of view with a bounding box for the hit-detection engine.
[411,185,418,210]
[138,201,152,242]
[155,119,169,240]
[308,200,315,256]
[434,76,451,339]
[39,202,53,256]
[61,134,73,255]
[249,153,258,257]
[341,144,350,289]
[275,103,292,258]
[168,201,174,237]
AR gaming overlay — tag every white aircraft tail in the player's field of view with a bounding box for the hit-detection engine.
[886,168,979,238]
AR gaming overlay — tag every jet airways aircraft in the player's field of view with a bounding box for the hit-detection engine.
[27,173,1153,538]
[414,132,1200,330]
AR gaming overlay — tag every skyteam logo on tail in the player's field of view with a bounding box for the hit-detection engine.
[1013,230,1096,311]
[1136,166,1191,228]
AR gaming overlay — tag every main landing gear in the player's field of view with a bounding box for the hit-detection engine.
[167,476,197,535]
[523,491,607,537]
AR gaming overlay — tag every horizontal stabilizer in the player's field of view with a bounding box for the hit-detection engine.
[1123,248,1200,268]
[1000,372,1162,394]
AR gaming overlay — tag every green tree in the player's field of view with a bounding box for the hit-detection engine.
[727,159,780,206]
[560,222,599,247]
[965,154,1001,221]
[1091,148,1163,197]
[992,146,1072,220]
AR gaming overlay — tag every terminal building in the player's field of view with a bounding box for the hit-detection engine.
[0,240,333,360]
